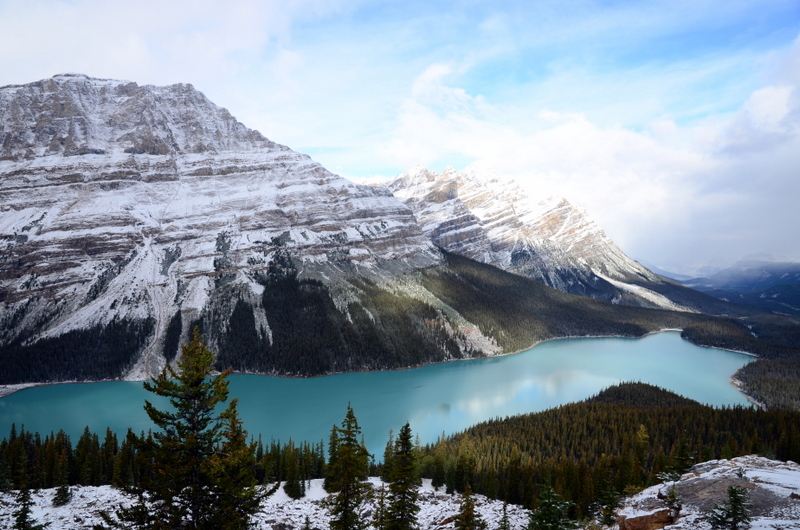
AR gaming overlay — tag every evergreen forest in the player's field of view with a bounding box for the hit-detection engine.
[2,382,799,527]
[4,250,800,415]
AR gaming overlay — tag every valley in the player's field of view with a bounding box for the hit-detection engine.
[1,74,798,411]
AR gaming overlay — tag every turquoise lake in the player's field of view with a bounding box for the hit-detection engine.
[0,331,753,456]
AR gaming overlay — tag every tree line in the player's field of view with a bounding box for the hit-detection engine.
[416,382,800,521]
[2,325,799,528]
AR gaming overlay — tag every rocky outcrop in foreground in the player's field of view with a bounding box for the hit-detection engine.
[618,455,800,529]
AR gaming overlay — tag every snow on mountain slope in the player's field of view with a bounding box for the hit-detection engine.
[0,74,459,380]
[387,166,692,310]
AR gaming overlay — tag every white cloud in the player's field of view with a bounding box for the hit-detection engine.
[1,0,798,272]
[381,47,800,274]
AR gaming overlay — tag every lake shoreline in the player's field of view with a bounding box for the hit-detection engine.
[0,331,755,455]
[0,328,751,401]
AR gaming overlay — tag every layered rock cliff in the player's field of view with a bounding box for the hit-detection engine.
[0,74,467,382]
[387,166,696,311]
[0,74,740,385]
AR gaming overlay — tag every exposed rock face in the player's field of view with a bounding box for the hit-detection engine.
[0,74,465,382]
[387,166,691,310]
[617,508,672,530]
[618,456,800,529]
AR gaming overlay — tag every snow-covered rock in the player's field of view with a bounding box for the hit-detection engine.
[0,478,530,530]
[386,165,693,311]
[618,455,800,529]
[0,74,455,380]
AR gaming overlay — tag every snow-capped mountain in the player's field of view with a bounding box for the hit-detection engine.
[386,166,692,311]
[0,74,739,386]
[0,74,456,381]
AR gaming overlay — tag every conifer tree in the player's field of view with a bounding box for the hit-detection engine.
[594,475,621,527]
[284,441,304,500]
[527,486,578,530]
[113,328,268,529]
[51,449,72,507]
[386,423,420,530]
[13,486,50,530]
[431,437,447,491]
[382,429,395,482]
[498,501,511,530]
[373,484,388,530]
[454,484,486,530]
[705,485,752,530]
[327,405,371,530]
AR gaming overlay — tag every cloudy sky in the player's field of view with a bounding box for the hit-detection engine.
[1,0,799,274]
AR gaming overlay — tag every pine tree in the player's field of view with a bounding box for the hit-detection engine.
[594,475,621,527]
[12,486,50,530]
[382,430,395,482]
[527,486,578,530]
[705,485,752,530]
[328,405,371,530]
[386,423,420,530]
[284,441,304,500]
[113,328,269,529]
[665,485,681,522]
[431,436,447,491]
[51,449,72,507]
[498,501,511,530]
[453,484,486,530]
[374,485,388,530]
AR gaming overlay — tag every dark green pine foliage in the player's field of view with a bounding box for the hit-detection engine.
[527,486,578,530]
[75,426,101,486]
[12,486,50,530]
[116,328,267,530]
[382,429,395,482]
[0,317,155,384]
[51,448,72,507]
[327,405,371,530]
[112,430,138,489]
[208,397,274,528]
[594,475,621,527]
[386,423,420,530]
[453,485,486,530]
[283,441,304,500]
[498,501,511,530]
[705,485,752,530]
[373,485,389,530]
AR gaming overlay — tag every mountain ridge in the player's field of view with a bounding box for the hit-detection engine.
[386,165,735,314]
[0,74,792,386]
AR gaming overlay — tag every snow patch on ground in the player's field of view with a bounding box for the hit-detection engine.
[0,479,529,530]
[595,271,695,312]
[619,455,800,529]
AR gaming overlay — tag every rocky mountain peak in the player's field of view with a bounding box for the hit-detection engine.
[386,165,695,310]
[0,73,278,161]
[0,74,445,381]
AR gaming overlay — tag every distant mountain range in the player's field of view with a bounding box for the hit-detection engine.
[0,74,785,384]
[681,260,800,315]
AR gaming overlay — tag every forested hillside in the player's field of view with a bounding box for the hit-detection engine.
[418,383,800,519]
[3,382,799,526]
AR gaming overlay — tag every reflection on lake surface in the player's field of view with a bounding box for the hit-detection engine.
[0,331,752,456]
